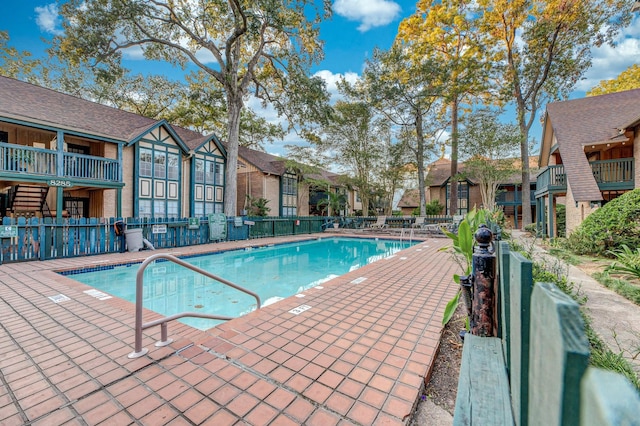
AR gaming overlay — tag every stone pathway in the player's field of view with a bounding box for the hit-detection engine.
[512,230,640,375]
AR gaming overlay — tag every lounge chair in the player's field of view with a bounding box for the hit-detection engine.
[368,216,388,229]
[412,216,427,228]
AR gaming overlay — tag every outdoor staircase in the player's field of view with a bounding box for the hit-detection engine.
[7,184,52,217]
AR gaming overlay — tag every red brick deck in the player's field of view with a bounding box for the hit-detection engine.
[0,233,459,425]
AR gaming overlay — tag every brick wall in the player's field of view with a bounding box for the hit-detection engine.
[565,183,598,236]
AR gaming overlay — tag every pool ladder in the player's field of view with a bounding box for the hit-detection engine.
[128,253,261,359]
[400,227,414,243]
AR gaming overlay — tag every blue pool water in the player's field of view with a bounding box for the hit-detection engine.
[65,237,415,330]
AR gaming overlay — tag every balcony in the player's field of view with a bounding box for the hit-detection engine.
[535,158,634,197]
[495,187,536,205]
[0,142,120,185]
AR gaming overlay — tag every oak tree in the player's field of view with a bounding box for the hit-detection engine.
[53,0,330,216]
[478,0,631,226]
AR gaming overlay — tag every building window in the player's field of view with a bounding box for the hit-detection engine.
[446,181,469,216]
[139,200,152,218]
[0,131,8,143]
[154,151,166,179]
[194,202,204,217]
[167,154,179,180]
[282,173,298,217]
[154,200,166,217]
[67,143,90,155]
[215,162,224,185]
[139,148,152,177]
[195,159,204,183]
[167,201,179,219]
[205,160,215,184]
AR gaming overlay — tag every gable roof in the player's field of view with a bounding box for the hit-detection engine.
[426,157,478,186]
[237,145,288,175]
[397,189,423,208]
[0,75,217,152]
[542,88,640,201]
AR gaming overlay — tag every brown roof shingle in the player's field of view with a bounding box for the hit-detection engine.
[0,75,211,150]
[545,88,640,201]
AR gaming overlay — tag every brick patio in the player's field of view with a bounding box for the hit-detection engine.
[0,233,459,425]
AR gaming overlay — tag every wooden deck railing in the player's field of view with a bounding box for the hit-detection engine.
[0,142,120,182]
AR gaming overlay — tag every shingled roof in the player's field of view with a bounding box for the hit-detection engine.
[543,88,640,201]
[426,157,478,186]
[0,75,213,151]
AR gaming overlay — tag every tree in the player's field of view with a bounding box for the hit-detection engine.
[168,71,285,150]
[351,46,446,217]
[314,100,384,216]
[459,109,519,211]
[478,0,631,227]
[398,0,489,216]
[53,0,330,216]
[588,64,640,96]
[0,31,40,81]
[316,190,347,217]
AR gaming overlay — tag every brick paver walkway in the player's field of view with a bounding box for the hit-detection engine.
[0,233,459,425]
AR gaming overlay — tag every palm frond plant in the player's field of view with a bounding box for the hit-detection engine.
[605,245,640,280]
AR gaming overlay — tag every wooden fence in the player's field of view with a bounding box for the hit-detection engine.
[454,240,640,425]
[0,216,326,264]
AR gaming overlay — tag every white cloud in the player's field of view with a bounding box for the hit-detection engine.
[313,69,360,99]
[333,0,401,32]
[35,3,63,36]
[577,17,640,93]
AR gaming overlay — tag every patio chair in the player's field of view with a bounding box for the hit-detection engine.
[411,216,427,228]
[368,216,388,229]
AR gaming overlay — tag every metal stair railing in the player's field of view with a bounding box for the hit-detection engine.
[128,253,262,359]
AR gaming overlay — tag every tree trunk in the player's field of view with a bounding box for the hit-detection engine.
[416,111,427,216]
[224,90,243,217]
[515,96,532,228]
[449,100,459,216]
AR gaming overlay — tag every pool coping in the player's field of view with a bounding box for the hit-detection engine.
[0,232,459,425]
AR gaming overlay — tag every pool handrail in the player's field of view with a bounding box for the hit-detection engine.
[128,253,262,359]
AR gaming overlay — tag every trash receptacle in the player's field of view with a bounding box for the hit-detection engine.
[124,229,144,252]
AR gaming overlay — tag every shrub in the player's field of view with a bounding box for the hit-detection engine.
[556,204,566,238]
[412,200,445,216]
[604,245,640,280]
[565,189,640,256]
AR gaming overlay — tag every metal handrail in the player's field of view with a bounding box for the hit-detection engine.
[128,253,262,358]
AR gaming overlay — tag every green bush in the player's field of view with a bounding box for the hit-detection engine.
[565,189,640,256]
[412,199,444,216]
[556,204,566,238]
[605,245,640,280]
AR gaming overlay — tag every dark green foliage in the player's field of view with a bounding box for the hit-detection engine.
[604,245,640,280]
[565,189,640,256]
[246,195,270,217]
[412,200,444,216]
[556,204,566,238]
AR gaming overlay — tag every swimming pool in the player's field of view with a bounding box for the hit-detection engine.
[64,237,415,330]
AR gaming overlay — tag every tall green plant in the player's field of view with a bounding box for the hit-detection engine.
[440,208,488,325]
[605,245,640,280]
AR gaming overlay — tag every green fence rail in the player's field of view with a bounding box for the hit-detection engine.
[0,216,327,264]
[454,241,640,425]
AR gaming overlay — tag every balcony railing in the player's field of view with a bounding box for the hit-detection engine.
[536,158,634,196]
[535,165,566,196]
[495,188,536,205]
[591,158,634,190]
[0,142,120,183]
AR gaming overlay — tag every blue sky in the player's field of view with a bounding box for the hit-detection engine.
[2,1,640,158]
